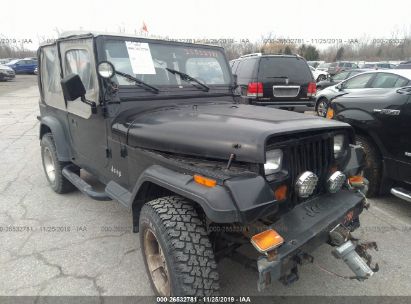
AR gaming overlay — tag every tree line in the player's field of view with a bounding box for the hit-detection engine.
[2,34,411,63]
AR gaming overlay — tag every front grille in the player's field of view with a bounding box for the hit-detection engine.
[267,132,334,207]
[287,135,333,204]
[273,85,300,97]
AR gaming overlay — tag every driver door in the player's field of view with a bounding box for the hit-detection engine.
[59,39,108,176]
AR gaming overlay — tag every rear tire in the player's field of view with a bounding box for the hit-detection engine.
[355,135,381,197]
[41,133,77,194]
[139,196,219,296]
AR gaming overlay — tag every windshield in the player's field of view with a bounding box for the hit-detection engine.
[332,71,350,81]
[103,39,231,88]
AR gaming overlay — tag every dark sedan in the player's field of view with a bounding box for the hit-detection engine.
[315,70,411,117]
[326,83,411,201]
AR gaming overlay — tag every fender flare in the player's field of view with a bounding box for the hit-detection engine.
[130,165,241,228]
[39,116,71,162]
[129,165,277,232]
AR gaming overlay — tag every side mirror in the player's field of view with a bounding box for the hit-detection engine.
[61,74,97,114]
[97,61,115,79]
[61,74,86,101]
[336,83,343,91]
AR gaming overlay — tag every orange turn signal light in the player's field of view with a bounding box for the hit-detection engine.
[251,229,284,254]
[326,108,334,119]
[275,185,287,201]
[193,175,217,188]
[349,175,364,186]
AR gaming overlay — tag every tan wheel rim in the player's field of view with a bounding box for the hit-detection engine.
[144,228,170,296]
[43,147,56,183]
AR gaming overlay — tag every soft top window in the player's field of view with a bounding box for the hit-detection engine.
[65,49,94,92]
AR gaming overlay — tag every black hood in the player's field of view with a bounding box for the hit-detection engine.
[112,103,350,163]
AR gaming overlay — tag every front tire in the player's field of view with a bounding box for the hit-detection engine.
[139,196,219,296]
[41,133,77,194]
[356,135,381,197]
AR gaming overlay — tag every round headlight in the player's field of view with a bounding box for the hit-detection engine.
[327,171,346,193]
[264,149,283,175]
[295,171,318,198]
[333,134,345,158]
[97,61,115,79]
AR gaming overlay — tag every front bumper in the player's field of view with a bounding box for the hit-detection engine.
[256,190,365,290]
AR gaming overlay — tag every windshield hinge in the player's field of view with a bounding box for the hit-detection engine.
[120,145,128,158]
[106,148,112,158]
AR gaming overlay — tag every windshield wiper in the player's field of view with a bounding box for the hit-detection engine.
[165,68,210,92]
[115,71,159,94]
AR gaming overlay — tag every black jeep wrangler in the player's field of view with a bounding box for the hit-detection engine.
[37,32,378,296]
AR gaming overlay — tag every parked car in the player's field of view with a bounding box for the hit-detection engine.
[315,70,410,117]
[6,58,37,74]
[0,58,11,64]
[37,32,377,296]
[396,63,411,69]
[309,66,328,82]
[317,69,370,91]
[307,60,324,68]
[326,82,411,200]
[230,53,316,111]
[316,62,331,71]
[328,61,359,75]
[360,62,396,69]
[0,64,16,81]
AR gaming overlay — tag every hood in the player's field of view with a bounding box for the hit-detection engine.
[112,103,350,163]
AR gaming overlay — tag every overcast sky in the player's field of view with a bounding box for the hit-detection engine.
[1,0,411,50]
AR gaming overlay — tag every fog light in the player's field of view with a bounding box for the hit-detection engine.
[295,171,318,198]
[327,171,346,193]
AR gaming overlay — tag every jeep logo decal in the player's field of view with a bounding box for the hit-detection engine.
[111,165,122,177]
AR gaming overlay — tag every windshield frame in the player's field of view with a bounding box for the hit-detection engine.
[95,35,234,95]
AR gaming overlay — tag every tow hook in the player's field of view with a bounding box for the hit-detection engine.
[329,225,379,281]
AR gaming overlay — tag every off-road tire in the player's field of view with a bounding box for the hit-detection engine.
[40,133,77,194]
[139,196,219,296]
[356,135,381,197]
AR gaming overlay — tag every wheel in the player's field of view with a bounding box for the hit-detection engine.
[317,75,327,82]
[316,98,329,117]
[355,135,381,197]
[139,196,219,296]
[41,133,77,193]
